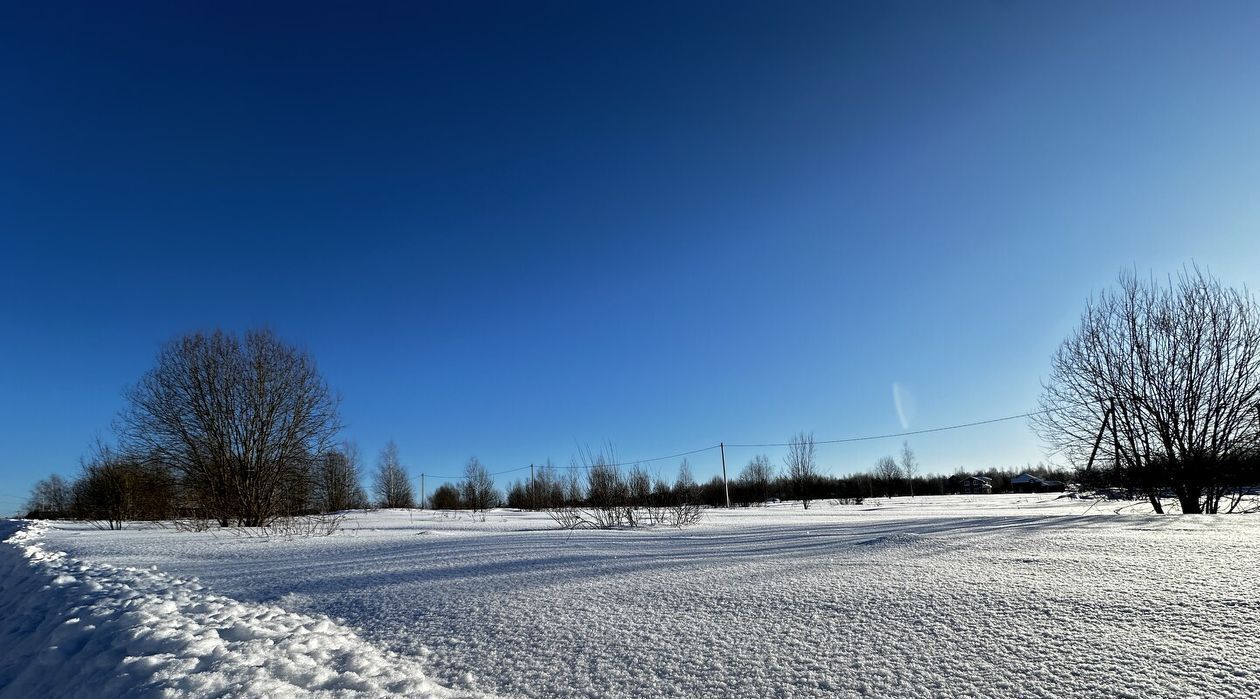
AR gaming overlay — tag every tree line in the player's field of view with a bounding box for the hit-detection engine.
[463,437,1075,513]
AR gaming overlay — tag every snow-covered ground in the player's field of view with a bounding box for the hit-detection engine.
[8,495,1260,698]
[0,520,463,698]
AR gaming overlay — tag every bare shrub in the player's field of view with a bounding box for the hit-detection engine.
[547,446,704,530]
[230,513,345,538]
[546,506,588,530]
[171,517,211,533]
[654,501,704,528]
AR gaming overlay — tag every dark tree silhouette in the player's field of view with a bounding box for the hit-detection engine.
[120,329,340,526]
[1035,268,1260,514]
[784,432,818,509]
[460,457,499,512]
[314,442,368,512]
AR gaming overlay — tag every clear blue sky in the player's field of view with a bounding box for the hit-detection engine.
[3,1,1260,511]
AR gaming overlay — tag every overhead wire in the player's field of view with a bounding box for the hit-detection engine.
[412,401,1099,483]
[724,404,1080,448]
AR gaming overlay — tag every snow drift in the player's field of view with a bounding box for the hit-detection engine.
[0,520,461,698]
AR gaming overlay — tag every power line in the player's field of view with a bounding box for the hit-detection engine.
[412,402,1096,483]
[725,405,1075,448]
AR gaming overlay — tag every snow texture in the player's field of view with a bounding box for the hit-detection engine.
[16,495,1260,698]
[0,520,463,698]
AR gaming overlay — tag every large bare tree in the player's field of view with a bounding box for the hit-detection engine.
[119,329,340,526]
[1035,268,1260,514]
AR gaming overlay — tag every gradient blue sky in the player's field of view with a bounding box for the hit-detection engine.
[3,1,1260,511]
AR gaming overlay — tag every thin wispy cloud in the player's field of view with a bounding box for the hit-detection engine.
[892,382,916,431]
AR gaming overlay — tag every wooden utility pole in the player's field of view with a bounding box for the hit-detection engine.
[530,463,536,511]
[420,473,426,510]
[720,442,730,508]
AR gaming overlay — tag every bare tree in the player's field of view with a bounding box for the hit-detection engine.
[24,474,73,518]
[461,457,499,512]
[651,476,672,505]
[535,460,566,508]
[900,441,919,497]
[70,442,174,529]
[627,465,652,506]
[314,442,367,512]
[739,454,775,504]
[119,329,340,526]
[784,431,818,509]
[373,441,414,508]
[564,468,583,505]
[674,459,698,504]
[1035,268,1260,514]
[874,455,902,498]
[508,460,567,510]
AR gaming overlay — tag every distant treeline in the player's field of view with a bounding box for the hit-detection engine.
[434,440,1079,513]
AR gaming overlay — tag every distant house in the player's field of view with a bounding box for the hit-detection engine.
[1011,473,1042,492]
[1040,479,1066,493]
[1011,473,1066,493]
[960,476,993,494]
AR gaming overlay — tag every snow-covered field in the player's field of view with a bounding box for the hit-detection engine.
[5,495,1259,698]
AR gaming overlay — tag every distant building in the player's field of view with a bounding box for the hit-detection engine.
[1011,473,1066,493]
[960,476,993,494]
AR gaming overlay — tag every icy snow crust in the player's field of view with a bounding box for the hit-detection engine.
[0,520,463,698]
[26,495,1260,698]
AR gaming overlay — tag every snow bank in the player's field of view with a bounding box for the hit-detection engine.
[0,520,463,698]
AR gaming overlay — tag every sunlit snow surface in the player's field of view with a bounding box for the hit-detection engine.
[0,520,461,698]
[17,495,1260,698]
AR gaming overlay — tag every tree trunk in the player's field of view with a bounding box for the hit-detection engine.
[1176,488,1202,514]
